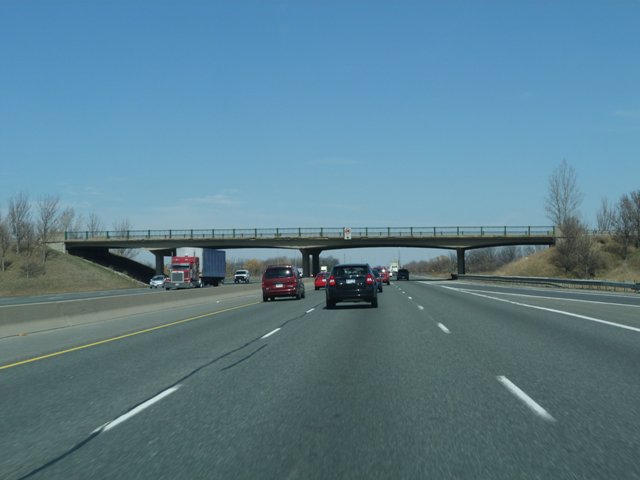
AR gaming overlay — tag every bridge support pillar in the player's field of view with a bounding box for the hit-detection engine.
[300,249,322,277]
[300,250,311,277]
[456,248,466,275]
[154,252,165,275]
[150,249,174,275]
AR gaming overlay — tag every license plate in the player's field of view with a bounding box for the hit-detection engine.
[346,279,356,284]
[276,283,284,288]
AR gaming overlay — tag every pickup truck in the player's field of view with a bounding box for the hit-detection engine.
[234,269,251,283]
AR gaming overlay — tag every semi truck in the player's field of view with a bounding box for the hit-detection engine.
[174,247,226,287]
[165,255,201,290]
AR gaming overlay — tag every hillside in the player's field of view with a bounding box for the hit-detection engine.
[496,239,640,283]
[0,250,146,297]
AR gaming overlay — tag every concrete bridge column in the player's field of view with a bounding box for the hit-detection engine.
[151,249,175,275]
[456,248,466,275]
[300,250,311,277]
[154,252,165,275]
[311,251,321,276]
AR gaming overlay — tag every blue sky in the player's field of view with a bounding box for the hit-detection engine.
[1,1,639,265]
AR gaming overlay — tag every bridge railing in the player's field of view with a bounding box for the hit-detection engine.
[64,226,556,241]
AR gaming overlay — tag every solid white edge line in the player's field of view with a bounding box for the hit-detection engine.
[437,323,451,334]
[261,328,281,339]
[497,376,556,422]
[440,286,640,333]
[102,385,181,432]
[455,288,640,309]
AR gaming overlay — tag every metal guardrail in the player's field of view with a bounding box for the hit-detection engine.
[455,274,640,293]
[64,226,556,241]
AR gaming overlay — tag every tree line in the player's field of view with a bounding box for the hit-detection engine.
[0,191,133,276]
[546,160,639,277]
[2,164,638,281]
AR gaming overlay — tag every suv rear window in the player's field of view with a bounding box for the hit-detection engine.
[265,267,294,278]
[333,266,368,277]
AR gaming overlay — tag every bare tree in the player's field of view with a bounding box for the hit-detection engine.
[87,212,103,235]
[0,213,11,271]
[496,246,519,266]
[59,207,75,233]
[596,197,616,232]
[544,159,583,227]
[58,206,85,236]
[616,193,635,258]
[467,249,498,273]
[8,192,32,254]
[112,218,137,258]
[36,194,60,263]
[630,190,640,248]
[553,216,602,277]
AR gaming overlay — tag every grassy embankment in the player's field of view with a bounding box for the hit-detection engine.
[0,250,144,297]
[495,237,640,283]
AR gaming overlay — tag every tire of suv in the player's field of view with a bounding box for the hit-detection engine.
[371,297,378,308]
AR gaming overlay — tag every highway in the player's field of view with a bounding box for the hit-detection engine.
[2,280,640,479]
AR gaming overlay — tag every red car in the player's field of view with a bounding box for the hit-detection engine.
[375,266,390,285]
[314,271,330,290]
[262,265,305,301]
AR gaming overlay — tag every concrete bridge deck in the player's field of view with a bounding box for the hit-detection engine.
[58,226,556,275]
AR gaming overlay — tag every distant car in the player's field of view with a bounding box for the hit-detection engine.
[371,268,384,292]
[375,266,390,285]
[149,275,167,288]
[314,271,330,290]
[326,263,378,308]
[396,268,410,280]
[234,269,251,283]
[262,265,305,301]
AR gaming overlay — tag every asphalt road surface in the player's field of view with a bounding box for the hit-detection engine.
[2,280,640,479]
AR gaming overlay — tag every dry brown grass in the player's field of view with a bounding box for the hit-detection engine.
[0,250,143,297]
[496,242,640,283]
[496,248,561,277]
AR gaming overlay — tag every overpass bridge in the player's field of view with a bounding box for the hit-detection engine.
[58,226,556,276]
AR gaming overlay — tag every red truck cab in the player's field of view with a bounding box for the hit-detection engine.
[165,255,201,290]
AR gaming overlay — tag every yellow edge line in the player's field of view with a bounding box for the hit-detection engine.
[0,301,261,371]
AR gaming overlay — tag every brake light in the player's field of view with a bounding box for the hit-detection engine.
[328,275,336,286]
[366,274,374,285]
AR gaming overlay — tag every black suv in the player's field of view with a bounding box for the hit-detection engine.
[396,268,410,280]
[326,263,378,308]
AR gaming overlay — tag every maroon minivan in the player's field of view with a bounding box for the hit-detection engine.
[262,265,306,301]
